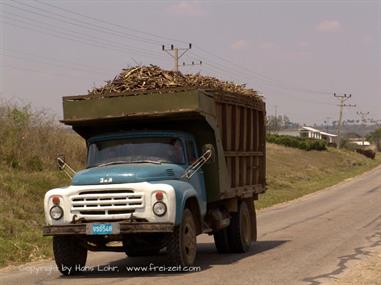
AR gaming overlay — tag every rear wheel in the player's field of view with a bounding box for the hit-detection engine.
[125,246,161,257]
[227,200,252,253]
[123,234,163,257]
[167,208,197,266]
[53,236,87,276]
[213,228,231,253]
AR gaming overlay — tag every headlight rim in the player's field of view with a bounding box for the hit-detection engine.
[49,205,64,220]
[152,201,167,217]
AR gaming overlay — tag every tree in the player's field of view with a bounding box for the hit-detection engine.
[367,128,381,151]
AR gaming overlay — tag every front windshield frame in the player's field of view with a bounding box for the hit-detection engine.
[86,136,186,168]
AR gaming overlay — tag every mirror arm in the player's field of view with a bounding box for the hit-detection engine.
[57,157,76,179]
[181,149,212,179]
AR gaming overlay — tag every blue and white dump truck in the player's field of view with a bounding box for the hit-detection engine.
[43,87,266,275]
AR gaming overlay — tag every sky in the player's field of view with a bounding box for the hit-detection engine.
[1,0,380,125]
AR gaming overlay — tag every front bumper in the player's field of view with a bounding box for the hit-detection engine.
[43,222,174,236]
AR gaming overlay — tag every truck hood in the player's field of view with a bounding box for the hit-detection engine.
[71,163,184,185]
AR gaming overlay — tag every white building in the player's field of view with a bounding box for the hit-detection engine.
[320,131,338,144]
[299,127,337,144]
[299,127,322,140]
[348,138,371,146]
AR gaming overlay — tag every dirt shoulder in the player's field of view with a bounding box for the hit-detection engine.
[332,248,381,285]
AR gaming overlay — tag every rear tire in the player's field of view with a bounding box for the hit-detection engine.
[123,234,163,257]
[53,236,87,276]
[125,246,161,257]
[213,228,231,253]
[167,208,197,266]
[227,200,252,253]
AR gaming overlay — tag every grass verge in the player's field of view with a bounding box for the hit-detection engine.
[257,144,381,209]
[0,170,70,267]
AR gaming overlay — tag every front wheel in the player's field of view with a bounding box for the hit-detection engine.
[53,236,87,276]
[167,208,197,266]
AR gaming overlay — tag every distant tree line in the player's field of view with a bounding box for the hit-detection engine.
[367,128,381,151]
[266,115,300,133]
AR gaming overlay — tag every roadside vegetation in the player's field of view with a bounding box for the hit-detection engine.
[0,104,380,267]
[257,143,381,209]
[266,133,327,151]
[0,103,85,267]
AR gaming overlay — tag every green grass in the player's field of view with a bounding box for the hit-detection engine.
[0,169,70,267]
[257,144,381,209]
[0,144,380,267]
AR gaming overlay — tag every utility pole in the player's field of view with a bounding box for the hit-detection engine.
[162,43,192,72]
[274,105,278,134]
[334,93,356,149]
[357,111,370,146]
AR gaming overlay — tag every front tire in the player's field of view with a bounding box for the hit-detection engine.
[167,208,197,266]
[53,236,87,276]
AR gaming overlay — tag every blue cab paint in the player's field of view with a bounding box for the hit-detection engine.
[72,130,207,226]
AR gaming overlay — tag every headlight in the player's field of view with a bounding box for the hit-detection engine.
[152,202,167,216]
[50,205,63,220]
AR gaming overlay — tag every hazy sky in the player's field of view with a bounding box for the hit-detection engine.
[1,0,380,125]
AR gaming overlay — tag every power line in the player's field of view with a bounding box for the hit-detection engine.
[1,64,99,80]
[2,1,163,58]
[33,0,188,45]
[8,0,338,98]
[0,50,109,75]
[2,13,161,59]
[8,0,159,46]
[193,47,333,96]
[0,18,162,62]
[0,47,111,73]
[2,0,348,110]
[196,52,334,96]
[10,0,335,97]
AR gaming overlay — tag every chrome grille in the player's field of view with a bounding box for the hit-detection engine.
[70,189,144,217]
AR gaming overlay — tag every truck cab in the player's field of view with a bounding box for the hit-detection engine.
[44,130,213,273]
[45,131,207,226]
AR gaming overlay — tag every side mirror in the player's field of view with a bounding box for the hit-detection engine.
[202,144,216,164]
[181,144,216,180]
[57,155,66,170]
[56,155,76,178]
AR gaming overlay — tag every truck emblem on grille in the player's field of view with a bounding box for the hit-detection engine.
[100,177,113,183]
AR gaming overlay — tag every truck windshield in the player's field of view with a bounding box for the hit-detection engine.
[87,137,185,167]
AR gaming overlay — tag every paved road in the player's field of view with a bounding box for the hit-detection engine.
[2,165,381,285]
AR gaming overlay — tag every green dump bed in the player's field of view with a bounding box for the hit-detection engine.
[62,88,266,202]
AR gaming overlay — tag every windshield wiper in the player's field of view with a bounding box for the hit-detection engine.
[128,160,162,164]
[96,160,131,167]
[96,160,162,167]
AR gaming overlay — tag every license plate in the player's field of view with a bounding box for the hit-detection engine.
[86,223,119,235]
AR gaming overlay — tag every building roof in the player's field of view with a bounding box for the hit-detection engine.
[299,126,337,137]
[320,131,337,137]
[299,126,321,133]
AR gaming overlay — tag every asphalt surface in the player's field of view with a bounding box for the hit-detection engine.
[1,165,381,285]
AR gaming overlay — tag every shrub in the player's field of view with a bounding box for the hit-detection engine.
[0,103,86,171]
[355,148,376,160]
[266,134,327,151]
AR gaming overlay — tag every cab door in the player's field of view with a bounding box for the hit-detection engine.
[185,139,207,213]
